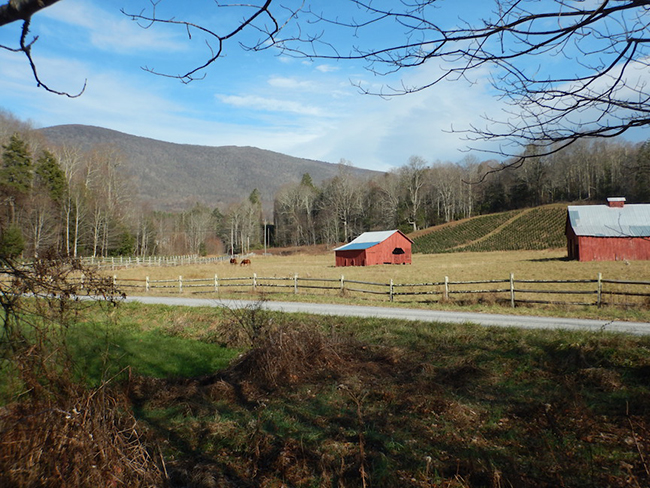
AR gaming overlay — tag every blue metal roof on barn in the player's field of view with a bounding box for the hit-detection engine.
[567,202,650,237]
[334,230,403,251]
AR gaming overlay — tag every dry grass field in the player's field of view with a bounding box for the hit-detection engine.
[108,248,650,320]
[113,248,650,283]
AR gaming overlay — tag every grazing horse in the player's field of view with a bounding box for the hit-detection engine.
[229,258,238,265]
[240,258,251,266]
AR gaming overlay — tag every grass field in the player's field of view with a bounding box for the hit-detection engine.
[2,248,650,487]
[43,302,650,486]
[109,248,650,322]
[112,249,650,285]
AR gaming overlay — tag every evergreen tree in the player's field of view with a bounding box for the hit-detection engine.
[632,141,650,202]
[0,134,33,195]
[35,150,67,203]
[300,173,315,188]
[0,134,33,227]
[0,225,25,258]
[249,188,261,206]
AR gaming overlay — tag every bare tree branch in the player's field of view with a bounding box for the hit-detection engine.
[0,0,62,27]
[121,0,304,83]
[0,0,86,97]
[268,0,650,162]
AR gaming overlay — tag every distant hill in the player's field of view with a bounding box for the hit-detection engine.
[412,204,568,253]
[39,125,380,212]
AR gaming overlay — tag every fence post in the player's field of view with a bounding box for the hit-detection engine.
[294,274,298,294]
[597,272,602,308]
[510,273,515,308]
[80,274,85,290]
[179,275,183,293]
[113,275,117,286]
[340,275,345,293]
[444,276,449,301]
[215,274,219,293]
[253,273,257,291]
[146,276,150,292]
[389,279,394,302]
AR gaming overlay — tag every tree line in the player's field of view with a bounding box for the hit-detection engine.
[0,110,648,258]
[273,140,649,247]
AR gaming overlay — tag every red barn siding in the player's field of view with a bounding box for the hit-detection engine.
[566,208,650,262]
[335,250,366,267]
[335,231,412,267]
[573,235,650,262]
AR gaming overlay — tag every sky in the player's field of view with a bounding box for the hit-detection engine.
[0,0,646,173]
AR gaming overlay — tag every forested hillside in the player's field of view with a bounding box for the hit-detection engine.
[39,124,378,212]
[0,110,648,259]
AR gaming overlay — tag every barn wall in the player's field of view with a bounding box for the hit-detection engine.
[335,250,366,267]
[364,232,412,265]
[576,236,650,262]
[566,226,579,260]
[335,231,412,267]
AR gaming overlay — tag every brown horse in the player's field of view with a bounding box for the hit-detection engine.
[229,258,238,265]
[240,258,251,266]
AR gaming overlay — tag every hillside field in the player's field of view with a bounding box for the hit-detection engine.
[412,205,567,254]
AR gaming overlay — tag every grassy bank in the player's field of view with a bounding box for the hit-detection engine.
[49,302,650,486]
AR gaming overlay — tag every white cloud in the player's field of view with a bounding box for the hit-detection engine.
[267,76,314,89]
[42,0,185,54]
[217,94,327,117]
[316,64,339,73]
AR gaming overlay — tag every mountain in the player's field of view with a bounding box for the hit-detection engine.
[38,125,381,212]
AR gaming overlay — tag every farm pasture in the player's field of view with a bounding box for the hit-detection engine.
[113,249,650,283]
[109,249,650,320]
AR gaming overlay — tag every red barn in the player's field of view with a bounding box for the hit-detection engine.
[334,230,412,267]
[566,197,650,262]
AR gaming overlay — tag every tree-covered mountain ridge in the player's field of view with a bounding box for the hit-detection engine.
[38,124,380,212]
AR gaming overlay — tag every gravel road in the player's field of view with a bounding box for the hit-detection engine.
[124,296,650,336]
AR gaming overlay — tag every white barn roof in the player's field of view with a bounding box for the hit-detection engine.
[567,203,650,237]
[334,230,405,251]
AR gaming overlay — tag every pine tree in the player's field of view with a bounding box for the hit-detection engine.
[633,141,650,203]
[0,134,33,195]
[0,224,25,258]
[35,150,67,203]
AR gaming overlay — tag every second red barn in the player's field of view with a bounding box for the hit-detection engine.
[334,230,412,267]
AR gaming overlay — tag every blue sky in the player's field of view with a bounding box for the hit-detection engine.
[0,0,646,172]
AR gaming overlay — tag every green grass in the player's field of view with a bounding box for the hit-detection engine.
[67,322,239,384]
[5,299,650,487]
[116,302,650,487]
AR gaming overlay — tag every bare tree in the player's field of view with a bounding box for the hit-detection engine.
[320,161,365,243]
[399,157,428,232]
[7,1,648,164]
[373,171,403,230]
[276,1,650,164]
[128,1,650,164]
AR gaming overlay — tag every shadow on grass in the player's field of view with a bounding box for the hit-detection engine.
[528,256,572,262]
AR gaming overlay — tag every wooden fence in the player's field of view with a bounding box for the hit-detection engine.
[79,254,234,269]
[110,272,650,309]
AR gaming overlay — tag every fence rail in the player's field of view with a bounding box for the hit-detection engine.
[78,254,235,269]
[109,272,650,309]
